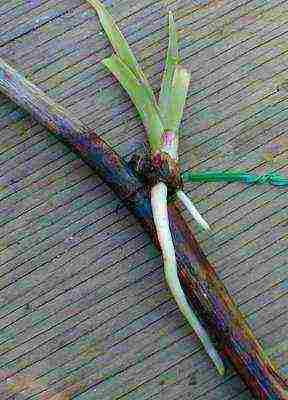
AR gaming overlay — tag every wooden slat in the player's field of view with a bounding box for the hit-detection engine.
[0,0,287,399]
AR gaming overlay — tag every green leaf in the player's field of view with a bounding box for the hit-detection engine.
[102,55,164,152]
[158,13,190,159]
[165,65,191,134]
[158,11,180,126]
[86,0,156,105]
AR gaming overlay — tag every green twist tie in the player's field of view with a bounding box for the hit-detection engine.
[182,170,288,187]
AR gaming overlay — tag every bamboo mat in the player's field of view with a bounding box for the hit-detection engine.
[0,0,287,399]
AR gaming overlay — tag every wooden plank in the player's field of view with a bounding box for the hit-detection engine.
[0,0,287,399]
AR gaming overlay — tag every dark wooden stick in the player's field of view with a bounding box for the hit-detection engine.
[0,58,287,399]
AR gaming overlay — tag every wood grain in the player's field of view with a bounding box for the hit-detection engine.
[0,1,287,399]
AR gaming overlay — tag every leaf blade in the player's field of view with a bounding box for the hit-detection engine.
[86,0,156,104]
[102,55,164,152]
[158,11,180,125]
[165,65,191,134]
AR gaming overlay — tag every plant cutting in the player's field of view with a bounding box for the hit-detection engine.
[87,0,288,380]
[0,1,287,398]
[87,0,223,373]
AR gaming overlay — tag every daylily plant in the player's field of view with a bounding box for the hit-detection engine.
[86,0,288,377]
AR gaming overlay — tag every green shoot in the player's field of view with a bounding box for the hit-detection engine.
[158,13,190,159]
[88,1,191,159]
[87,0,165,151]
[102,55,164,151]
[86,0,156,105]
[157,67,190,160]
[165,65,191,135]
[158,11,180,125]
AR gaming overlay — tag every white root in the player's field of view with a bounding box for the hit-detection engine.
[176,190,210,231]
[151,182,225,376]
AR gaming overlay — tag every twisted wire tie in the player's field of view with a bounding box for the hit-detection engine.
[182,171,288,187]
[243,172,288,186]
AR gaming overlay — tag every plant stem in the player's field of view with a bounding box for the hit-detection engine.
[0,58,287,399]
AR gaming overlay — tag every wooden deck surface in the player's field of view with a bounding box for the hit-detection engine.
[0,0,287,399]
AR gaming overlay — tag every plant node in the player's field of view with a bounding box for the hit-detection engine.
[128,149,183,196]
